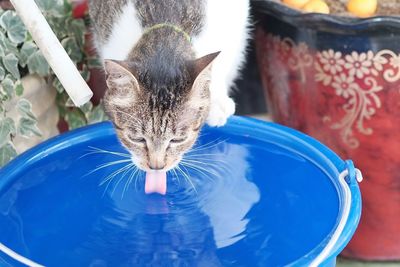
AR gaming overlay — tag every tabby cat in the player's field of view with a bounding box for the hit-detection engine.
[88,0,250,194]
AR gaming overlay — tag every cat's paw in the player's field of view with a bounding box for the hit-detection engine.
[206,97,235,127]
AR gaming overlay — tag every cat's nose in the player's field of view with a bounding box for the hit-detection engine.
[149,163,166,170]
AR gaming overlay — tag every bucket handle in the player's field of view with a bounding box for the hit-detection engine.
[0,242,44,266]
[310,160,362,267]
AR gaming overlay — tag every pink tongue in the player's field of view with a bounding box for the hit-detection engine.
[145,171,167,195]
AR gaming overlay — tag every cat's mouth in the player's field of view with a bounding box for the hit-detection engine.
[145,170,167,195]
[130,154,182,195]
[143,159,182,195]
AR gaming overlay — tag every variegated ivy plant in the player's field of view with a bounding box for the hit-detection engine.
[0,0,106,167]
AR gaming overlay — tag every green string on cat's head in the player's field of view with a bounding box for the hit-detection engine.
[143,23,191,43]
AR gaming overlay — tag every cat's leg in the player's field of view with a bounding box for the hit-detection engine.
[197,0,250,127]
[206,76,236,127]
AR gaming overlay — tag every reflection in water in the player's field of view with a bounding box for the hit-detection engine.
[77,195,222,267]
[80,140,260,266]
[192,142,260,248]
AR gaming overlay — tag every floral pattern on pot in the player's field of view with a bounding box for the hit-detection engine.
[261,33,400,149]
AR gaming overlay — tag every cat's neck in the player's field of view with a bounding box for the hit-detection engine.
[142,23,191,43]
[130,25,193,59]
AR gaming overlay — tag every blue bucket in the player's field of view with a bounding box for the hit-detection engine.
[0,116,361,267]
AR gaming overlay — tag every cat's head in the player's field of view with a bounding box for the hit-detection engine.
[103,52,219,171]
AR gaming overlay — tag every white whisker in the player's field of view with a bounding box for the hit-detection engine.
[83,146,131,158]
[180,161,220,179]
[121,165,139,198]
[101,163,134,197]
[111,164,135,197]
[134,170,143,192]
[180,162,212,180]
[185,153,224,160]
[181,158,228,171]
[171,167,180,185]
[117,165,136,199]
[177,164,197,194]
[181,158,222,166]
[189,138,228,153]
[192,137,225,149]
[100,163,133,186]
[84,159,132,178]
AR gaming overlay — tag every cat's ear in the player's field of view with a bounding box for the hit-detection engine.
[104,60,139,106]
[104,60,139,89]
[191,52,220,83]
[190,51,220,100]
[184,52,220,127]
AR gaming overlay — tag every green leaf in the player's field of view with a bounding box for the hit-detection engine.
[0,31,18,55]
[18,117,42,137]
[47,17,68,40]
[63,0,73,15]
[65,110,86,130]
[65,97,75,108]
[1,76,14,99]
[0,11,27,44]
[0,142,17,167]
[15,81,24,96]
[36,0,65,17]
[0,118,16,147]
[80,64,90,81]
[2,53,20,79]
[35,0,56,11]
[27,50,50,76]
[0,62,5,80]
[0,44,4,58]
[79,101,93,114]
[19,41,38,67]
[67,18,86,48]
[17,98,36,119]
[87,104,107,124]
[61,37,82,62]
[52,77,64,93]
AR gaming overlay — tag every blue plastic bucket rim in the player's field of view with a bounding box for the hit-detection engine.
[0,116,362,266]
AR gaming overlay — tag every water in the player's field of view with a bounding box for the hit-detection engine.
[0,125,339,267]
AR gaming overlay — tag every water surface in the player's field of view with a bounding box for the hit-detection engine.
[0,124,339,267]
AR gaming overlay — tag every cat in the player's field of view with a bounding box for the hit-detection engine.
[88,0,250,193]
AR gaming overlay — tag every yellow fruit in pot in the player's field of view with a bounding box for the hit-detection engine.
[347,0,377,18]
[282,0,309,9]
[303,0,330,14]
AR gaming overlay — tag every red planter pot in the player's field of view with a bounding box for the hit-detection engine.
[254,1,400,260]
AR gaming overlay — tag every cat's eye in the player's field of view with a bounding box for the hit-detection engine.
[129,136,146,144]
[170,137,187,144]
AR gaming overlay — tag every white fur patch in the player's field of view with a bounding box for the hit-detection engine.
[192,0,250,92]
[192,0,250,125]
[100,1,143,60]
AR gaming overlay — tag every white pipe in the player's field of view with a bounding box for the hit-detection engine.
[10,0,93,107]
